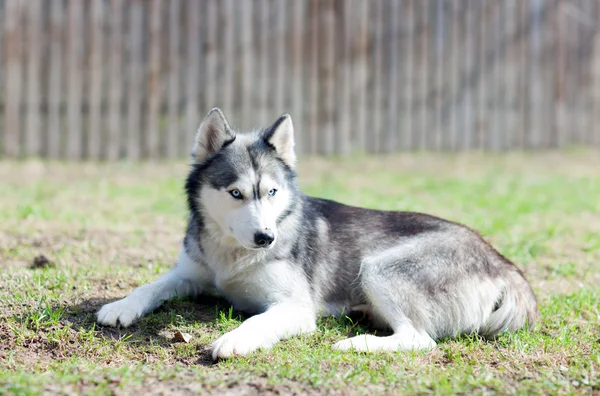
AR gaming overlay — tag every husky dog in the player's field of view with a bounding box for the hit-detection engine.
[97,108,539,359]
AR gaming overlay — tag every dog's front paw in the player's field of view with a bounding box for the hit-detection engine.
[97,298,142,327]
[211,328,275,360]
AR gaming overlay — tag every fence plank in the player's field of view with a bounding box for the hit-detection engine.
[146,0,163,158]
[528,0,543,149]
[402,0,415,151]
[593,0,600,145]
[371,0,384,152]
[491,1,504,150]
[319,0,335,155]
[417,0,430,150]
[204,0,217,115]
[166,0,180,158]
[504,0,517,149]
[47,0,63,158]
[184,0,200,152]
[306,0,319,154]
[353,0,369,153]
[274,0,287,120]
[126,0,143,160]
[290,0,305,153]
[88,0,104,159]
[221,0,234,120]
[336,0,352,155]
[107,0,124,160]
[386,0,400,153]
[239,0,253,128]
[3,0,23,157]
[66,0,83,159]
[25,0,42,157]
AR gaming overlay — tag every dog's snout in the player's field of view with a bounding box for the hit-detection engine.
[254,230,275,248]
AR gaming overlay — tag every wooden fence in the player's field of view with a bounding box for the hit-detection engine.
[1,0,600,159]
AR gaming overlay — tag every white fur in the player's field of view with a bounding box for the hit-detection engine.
[333,324,436,352]
[212,301,315,359]
[199,173,290,250]
[97,249,212,327]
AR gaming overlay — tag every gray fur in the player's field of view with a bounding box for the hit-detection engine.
[97,109,539,358]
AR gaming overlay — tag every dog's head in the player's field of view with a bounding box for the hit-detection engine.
[185,108,298,250]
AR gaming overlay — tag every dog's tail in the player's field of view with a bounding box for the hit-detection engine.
[482,265,540,338]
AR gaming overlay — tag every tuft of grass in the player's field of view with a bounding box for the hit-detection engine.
[1,152,599,394]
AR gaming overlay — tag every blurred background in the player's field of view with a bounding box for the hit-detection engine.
[1,0,600,159]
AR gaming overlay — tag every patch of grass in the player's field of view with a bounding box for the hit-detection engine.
[1,152,600,394]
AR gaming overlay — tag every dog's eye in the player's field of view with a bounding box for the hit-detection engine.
[268,189,277,197]
[229,189,243,199]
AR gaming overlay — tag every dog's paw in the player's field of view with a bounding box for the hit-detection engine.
[211,328,275,360]
[97,298,141,328]
[333,336,370,352]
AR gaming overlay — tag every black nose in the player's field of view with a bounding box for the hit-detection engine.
[254,230,275,247]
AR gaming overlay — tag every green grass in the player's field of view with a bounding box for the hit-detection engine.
[1,152,599,395]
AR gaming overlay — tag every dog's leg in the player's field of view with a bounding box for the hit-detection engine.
[334,250,436,353]
[211,302,316,360]
[333,323,436,352]
[97,248,211,327]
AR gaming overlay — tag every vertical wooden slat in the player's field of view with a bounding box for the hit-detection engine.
[221,0,234,118]
[256,0,270,127]
[353,0,369,153]
[146,0,163,158]
[166,0,180,158]
[307,0,319,154]
[592,0,600,145]
[556,1,566,147]
[386,0,400,152]
[184,0,200,153]
[3,0,23,157]
[418,0,430,150]
[528,0,543,149]
[548,1,560,148]
[25,0,42,157]
[491,2,504,150]
[319,0,335,154]
[88,0,104,159]
[290,0,305,154]
[505,0,517,149]
[579,0,594,146]
[274,0,287,119]
[431,0,444,151]
[107,0,123,160]
[448,0,459,150]
[204,0,217,111]
[239,0,253,127]
[403,0,415,151]
[476,1,488,149]
[371,0,384,152]
[47,0,63,159]
[541,0,554,148]
[66,0,83,159]
[337,0,352,155]
[126,0,143,160]
[463,0,475,150]
[517,0,528,149]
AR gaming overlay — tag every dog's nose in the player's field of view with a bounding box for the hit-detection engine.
[254,230,275,247]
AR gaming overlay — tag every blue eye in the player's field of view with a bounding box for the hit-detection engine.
[229,189,243,199]
[268,188,277,197]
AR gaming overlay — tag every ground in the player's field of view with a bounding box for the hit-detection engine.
[1,151,599,395]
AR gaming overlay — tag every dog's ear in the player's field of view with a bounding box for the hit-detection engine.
[192,108,236,163]
[263,114,296,168]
